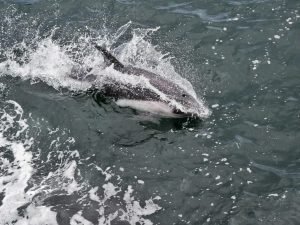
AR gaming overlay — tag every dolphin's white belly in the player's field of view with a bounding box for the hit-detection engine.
[115,99,179,118]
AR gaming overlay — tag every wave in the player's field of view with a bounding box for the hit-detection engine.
[0,99,161,225]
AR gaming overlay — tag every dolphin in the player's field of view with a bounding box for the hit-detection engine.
[85,45,210,118]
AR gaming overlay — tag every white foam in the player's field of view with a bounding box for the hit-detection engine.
[0,38,92,91]
[121,185,162,225]
[62,160,80,194]
[71,212,94,225]
[0,100,162,225]
[0,142,34,221]
[0,100,57,224]
[15,205,58,225]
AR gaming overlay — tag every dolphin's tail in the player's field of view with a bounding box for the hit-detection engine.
[94,44,124,71]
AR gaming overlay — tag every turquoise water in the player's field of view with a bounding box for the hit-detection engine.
[0,0,300,224]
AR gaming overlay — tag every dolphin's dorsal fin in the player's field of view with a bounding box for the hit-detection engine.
[95,45,124,71]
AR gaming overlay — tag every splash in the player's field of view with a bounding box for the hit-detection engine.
[0,7,211,118]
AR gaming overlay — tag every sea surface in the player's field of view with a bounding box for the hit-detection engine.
[0,0,299,224]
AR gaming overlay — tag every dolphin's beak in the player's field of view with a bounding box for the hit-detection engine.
[172,108,199,118]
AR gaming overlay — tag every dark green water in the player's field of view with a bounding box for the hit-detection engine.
[0,0,300,224]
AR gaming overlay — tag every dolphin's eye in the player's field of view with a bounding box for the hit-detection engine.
[182,94,186,97]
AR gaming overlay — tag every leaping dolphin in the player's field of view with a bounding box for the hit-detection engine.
[88,45,210,119]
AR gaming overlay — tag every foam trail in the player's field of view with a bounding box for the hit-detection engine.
[0,100,58,224]
[0,100,162,225]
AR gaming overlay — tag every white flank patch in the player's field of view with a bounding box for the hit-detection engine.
[116,99,180,118]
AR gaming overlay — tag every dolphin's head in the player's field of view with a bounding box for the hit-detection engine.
[143,74,211,119]
[168,89,211,119]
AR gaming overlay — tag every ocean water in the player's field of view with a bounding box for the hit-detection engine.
[0,0,299,224]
